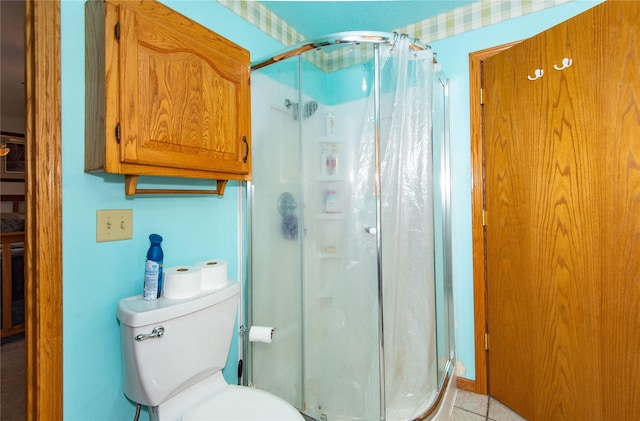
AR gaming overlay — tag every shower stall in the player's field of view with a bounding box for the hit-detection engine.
[247,32,454,421]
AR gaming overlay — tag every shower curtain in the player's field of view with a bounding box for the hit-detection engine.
[336,37,436,420]
[379,37,436,418]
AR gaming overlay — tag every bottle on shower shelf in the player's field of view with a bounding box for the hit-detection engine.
[325,144,338,176]
[326,112,335,136]
[321,144,330,176]
[324,185,339,214]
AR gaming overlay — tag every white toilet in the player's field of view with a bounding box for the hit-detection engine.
[117,282,304,420]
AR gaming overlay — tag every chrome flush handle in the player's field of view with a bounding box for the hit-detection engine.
[135,326,165,341]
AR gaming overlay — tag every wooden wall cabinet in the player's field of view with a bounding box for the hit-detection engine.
[85,0,251,196]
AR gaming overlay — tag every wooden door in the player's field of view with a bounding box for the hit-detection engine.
[483,1,640,420]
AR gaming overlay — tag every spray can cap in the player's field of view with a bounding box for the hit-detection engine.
[149,233,163,244]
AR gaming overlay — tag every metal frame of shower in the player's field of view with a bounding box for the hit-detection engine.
[434,66,455,396]
[246,31,451,421]
[250,31,428,71]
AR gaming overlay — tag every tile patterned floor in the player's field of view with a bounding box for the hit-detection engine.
[451,390,527,421]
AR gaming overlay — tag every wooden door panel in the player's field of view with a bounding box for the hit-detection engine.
[483,37,539,419]
[528,13,604,420]
[483,2,639,420]
[599,2,640,418]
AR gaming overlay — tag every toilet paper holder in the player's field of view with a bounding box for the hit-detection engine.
[240,325,275,341]
[238,325,275,386]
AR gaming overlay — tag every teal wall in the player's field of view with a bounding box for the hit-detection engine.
[61,1,281,420]
[60,1,603,419]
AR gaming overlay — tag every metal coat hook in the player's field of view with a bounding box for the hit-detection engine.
[553,57,573,70]
[527,68,544,81]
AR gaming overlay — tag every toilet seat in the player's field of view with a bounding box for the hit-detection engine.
[182,385,304,420]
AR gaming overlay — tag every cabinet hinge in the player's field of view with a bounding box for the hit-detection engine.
[480,88,484,105]
[115,123,121,143]
[114,22,120,41]
[482,209,487,227]
[485,333,489,350]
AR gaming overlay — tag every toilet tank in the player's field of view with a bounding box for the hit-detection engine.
[117,282,240,407]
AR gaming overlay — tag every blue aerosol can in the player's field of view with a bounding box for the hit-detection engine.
[143,234,164,300]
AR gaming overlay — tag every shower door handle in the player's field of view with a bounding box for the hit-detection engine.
[365,226,377,235]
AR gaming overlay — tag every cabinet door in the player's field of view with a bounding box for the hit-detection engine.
[117,2,251,175]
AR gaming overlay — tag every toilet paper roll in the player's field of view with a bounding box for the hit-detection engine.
[249,326,275,343]
[195,259,228,290]
[162,266,201,299]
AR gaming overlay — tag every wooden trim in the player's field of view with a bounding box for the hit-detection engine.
[469,41,520,396]
[457,377,477,393]
[25,1,63,419]
[124,175,228,196]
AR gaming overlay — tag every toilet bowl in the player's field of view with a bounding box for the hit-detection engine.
[184,386,303,420]
[117,282,303,420]
[149,371,303,420]
[177,375,302,420]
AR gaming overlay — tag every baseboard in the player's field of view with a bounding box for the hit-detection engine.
[456,377,476,393]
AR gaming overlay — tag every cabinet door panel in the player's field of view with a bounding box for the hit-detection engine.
[119,4,250,174]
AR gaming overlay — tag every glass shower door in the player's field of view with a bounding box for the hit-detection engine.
[248,57,304,409]
[250,46,383,421]
[298,46,381,421]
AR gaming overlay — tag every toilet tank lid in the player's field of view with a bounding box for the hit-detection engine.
[117,282,239,327]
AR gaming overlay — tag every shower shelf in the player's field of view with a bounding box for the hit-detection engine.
[317,176,346,182]
[316,137,345,143]
[317,213,344,220]
[318,252,342,259]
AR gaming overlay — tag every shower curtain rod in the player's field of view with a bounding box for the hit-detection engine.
[251,31,430,70]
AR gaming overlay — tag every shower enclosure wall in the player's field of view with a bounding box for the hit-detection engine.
[247,32,454,421]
